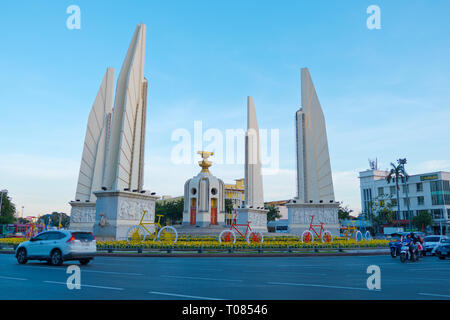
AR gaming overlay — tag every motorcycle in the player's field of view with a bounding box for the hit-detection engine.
[400,242,419,263]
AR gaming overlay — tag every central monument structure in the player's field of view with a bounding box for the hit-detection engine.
[69,23,158,240]
[287,68,339,235]
[237,97,268,233]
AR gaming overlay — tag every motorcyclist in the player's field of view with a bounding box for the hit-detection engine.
[403,233,415,260]
[408,232,419,258]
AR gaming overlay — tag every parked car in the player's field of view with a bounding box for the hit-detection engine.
[434,238,450,260]
[423,235,447,256]
[15,230,96,266]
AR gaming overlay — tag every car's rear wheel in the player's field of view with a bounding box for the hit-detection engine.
[79,259,91,265]
[50,249,63,266]
[16,248,28,264]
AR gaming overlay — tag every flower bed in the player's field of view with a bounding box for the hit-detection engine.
[0,236,389,250]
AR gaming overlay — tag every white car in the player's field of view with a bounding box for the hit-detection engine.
[15,230,96,266]
[423,235,447,256]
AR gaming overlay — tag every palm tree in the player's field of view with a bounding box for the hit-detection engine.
[386,162,407,228]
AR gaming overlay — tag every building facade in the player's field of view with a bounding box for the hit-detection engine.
[224,178,244,225]
[359,169,450,234]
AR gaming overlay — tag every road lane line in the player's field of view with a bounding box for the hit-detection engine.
[19,265,143,276]
[267,281,379,292]
[44,281,124,291]
[0,276,27,281]
[149,291,225,300]
[161,275,243,282]
[418,292,450,298]
[243,270,327,276]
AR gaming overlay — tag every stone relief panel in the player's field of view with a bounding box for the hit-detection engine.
[249,211,267,228]
[70,207,96,223]
[118,199,155,221]
[290,206,338,225]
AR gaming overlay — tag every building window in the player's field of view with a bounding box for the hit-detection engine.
[402,185,409,194]
[416,183,423,192]
[378,187,384,196]
[391,199,397,206]
[403,198,410,206]
[431,209,443,219]
[362,188,372,214]
[432,195,443,206]
[417,196,424,206]
[390,186,396,195]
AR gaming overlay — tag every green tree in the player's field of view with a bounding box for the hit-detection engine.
[266,205,281,222]
[155,198,184,225]
[386,162,408,227]
[225,199,234,214]
[369,194,396,234]
[0,192,16,224]
[338,204,353,221]
[412,211,433,231]
[39,212,70,228]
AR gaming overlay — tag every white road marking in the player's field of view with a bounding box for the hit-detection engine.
[44,281,124,291]
[414,277,450,282]
[81,270,143,276]
[20,265,142,276]
[243,270,327,276]
[418,292,450,298]
[161,275,242,282]
[0,275,27,281]
[149,291,225,300]
[410,268,450,271]
[267,281,379,292]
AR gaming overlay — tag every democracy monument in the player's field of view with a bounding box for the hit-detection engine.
[287,68,339,235]
[69,23,339,239]
[69,23,158,240]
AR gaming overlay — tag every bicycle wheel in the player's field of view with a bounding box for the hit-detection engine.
[157,226,178,243]
[301,230,314,243]
[321,231,333,243]
[364,231,372,240]
[355,231,363,242]
[247,231,264,244]
[126,225,146,242]
[219,230,236,244]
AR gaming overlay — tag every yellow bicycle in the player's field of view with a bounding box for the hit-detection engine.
[126,211,178,243]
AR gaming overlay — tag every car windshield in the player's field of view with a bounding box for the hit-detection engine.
[424,236,440,242]
[72,232,95,241]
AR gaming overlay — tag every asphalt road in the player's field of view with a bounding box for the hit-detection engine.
[0,253,449,300]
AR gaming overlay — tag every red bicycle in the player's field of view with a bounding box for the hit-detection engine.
[301,215,333,243]
[219,220,264,244]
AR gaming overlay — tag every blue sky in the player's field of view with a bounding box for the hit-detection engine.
[1,0,450,217]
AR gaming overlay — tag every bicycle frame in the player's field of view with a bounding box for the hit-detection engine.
[308,215,326,238]
[229,220,252,239]
[139,211,163,237]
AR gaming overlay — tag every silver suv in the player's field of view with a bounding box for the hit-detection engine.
[15,230,96,265]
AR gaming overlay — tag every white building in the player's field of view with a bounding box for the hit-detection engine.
[359,169,450,235]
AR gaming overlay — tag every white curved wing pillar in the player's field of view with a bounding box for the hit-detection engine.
[75,67,115,202]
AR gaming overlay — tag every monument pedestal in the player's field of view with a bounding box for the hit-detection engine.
[69,201,96,232]
[93,190,158,241]
[287,202,340,236]
[237,207,268,233]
